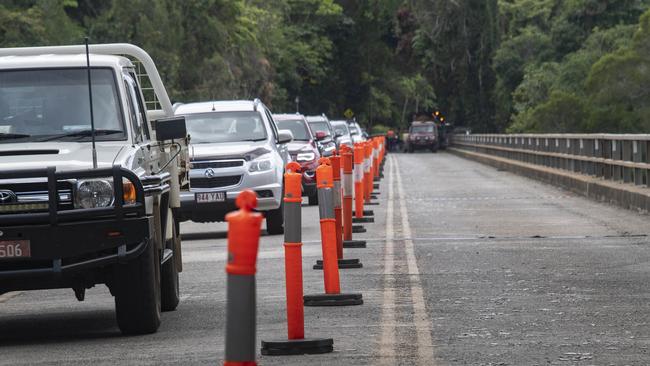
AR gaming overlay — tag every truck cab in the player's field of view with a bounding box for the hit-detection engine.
[0,44,189,335]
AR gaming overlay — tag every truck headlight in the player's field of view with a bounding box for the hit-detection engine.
[75,179,114,208]
[249,158,273,173]
[296,152,316,162]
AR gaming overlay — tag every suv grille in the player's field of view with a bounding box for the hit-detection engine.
[0,181,74,214]
[190,175,242,189]
[192,160,244,169]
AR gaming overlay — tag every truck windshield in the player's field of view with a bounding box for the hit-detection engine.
[184,111,268,143]
[411,125,435,133]
[0,68,126,143]
[276,119,310,141]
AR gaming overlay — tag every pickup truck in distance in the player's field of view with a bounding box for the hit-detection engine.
[0,43,189,335]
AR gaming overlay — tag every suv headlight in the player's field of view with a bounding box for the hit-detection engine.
[75,179,114,208]
[296,152,316,162]
[249,156,274,173]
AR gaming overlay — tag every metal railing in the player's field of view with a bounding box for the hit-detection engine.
[451,134,650,187]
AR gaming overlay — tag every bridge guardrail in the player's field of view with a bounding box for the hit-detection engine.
[451,134,650,187]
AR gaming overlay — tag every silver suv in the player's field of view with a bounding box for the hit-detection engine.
[175,100,292,235]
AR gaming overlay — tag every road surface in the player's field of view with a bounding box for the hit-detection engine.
[1,152,649,365]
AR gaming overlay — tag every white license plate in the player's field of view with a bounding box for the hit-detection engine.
[196,192,226,203]
[0,240,31,259]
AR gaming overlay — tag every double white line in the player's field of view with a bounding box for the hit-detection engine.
[380,155,436,365]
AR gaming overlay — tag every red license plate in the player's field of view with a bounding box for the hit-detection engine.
[0,240,31,259]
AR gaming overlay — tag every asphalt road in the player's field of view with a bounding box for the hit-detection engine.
[1,152,649,365]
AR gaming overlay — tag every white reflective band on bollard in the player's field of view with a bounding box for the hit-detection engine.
[354,165,363,183]
[343,173,353,196]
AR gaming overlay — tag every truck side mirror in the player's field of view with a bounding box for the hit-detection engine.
[155,116,187,141]
[277,129,294,144]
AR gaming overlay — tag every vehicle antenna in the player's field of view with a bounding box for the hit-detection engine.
[212,103,216,112]
[85,37,98,169]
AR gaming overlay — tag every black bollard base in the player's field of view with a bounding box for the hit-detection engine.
[352,225,366,233]
[372,191,381,195]
[261,338,334,356]
[313,258,362,269]
[352,210,375,217]
[304,293,363,307]
[343,239,367,248]
[353,210,374,216]
[370,195,378,200]
[353,217,374,223]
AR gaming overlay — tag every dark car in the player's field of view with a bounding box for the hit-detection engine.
[406,121,439,153]
[306,115,337,156]
[274,114,321,205]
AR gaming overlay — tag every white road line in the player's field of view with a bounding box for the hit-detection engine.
[379,158,396,365]
[394,155,437,366]
[0,291,21,304]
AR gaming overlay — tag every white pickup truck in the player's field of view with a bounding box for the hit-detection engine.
[0,43,189,335]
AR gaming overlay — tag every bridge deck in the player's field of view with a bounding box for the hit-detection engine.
[0,152,648,365]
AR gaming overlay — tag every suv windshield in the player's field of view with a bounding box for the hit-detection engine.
[331,122,349,136]
[276,119,310,141]
[308,121,331,136]
[184,111,267,143]
[0,68,126,143]
[411,125,435,133]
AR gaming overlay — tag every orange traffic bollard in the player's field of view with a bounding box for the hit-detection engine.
[363,142,372,203]
[224,191,264,366]
[363,142,379,209]
[304,158,363,306]
[341,145,366,248]
[261,163,333,356]
[314,152,362,269]
[353,143,365,220]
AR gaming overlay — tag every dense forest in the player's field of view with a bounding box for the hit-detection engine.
[1,0,650,133]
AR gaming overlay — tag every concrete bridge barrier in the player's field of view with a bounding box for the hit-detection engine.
[450,133,650,213]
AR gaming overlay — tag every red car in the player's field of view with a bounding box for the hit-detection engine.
[274,114,322,205]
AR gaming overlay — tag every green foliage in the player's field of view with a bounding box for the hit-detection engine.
[496,0,650,133]
[4,0,649,134]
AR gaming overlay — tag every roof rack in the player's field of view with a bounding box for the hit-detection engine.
[253,98,262,112]
[0,43,173,118]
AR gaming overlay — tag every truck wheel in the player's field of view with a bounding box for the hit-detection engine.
[114,238,161,335]
[161,217,180,312]
[266,201,284,235]
[308,192,318,206]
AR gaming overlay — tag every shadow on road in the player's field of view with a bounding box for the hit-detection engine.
[181,229,280,241]
[0,310,121,346]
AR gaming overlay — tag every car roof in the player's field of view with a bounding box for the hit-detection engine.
[411,121,436,125]
[273,113,306,121]
[174,100,261,115]
[305,115,329,123]
[0,54,132,70]
[330,120,348,125]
